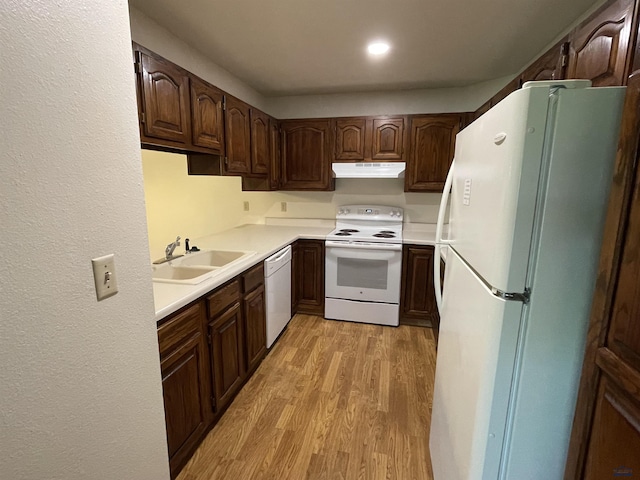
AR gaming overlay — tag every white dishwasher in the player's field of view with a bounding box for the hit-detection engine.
[264,245,292,348]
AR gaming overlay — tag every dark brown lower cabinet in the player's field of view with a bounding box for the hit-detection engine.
[244,284,267,373]
[157,302,212,479]
[399,245,439,329]
[292,239,325,315]
[158,262,268,478]
[209,302,245,412]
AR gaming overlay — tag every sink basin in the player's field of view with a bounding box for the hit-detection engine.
[179,249,255,268]
[152,265,218,285]
[151,249,256,284]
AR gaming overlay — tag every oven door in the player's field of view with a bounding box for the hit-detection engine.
[325,240,402,304]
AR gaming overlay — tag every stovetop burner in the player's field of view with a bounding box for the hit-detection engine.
[334,232,352,236]
[379,230,395,234]
[339,229,359,233]
[373,233,396,238]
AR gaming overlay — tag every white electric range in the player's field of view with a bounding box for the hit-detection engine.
[325,205,403,326]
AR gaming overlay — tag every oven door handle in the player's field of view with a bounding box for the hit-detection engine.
[325,241,402,251]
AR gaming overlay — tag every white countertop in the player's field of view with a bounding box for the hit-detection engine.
[152,221,444,322]
[152,224,333,321]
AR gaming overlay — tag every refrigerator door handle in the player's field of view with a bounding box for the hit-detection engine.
[434,160,455,314]
[491,287,531,304]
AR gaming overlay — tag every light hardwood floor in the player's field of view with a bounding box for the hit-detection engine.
[177,314,437,480]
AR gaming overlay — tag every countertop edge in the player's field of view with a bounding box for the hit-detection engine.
[153,223,441,322]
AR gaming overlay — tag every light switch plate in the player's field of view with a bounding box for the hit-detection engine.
[91,254,118,301]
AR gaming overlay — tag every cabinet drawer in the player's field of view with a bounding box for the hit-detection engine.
[242,263,264,293]
[207,280,241,318]
[157,302,204,360]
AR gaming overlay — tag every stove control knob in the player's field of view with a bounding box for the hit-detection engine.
[344,208,350,214]
[338,209,344,215]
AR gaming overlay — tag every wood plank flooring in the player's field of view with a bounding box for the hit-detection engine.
[177,314,437,480]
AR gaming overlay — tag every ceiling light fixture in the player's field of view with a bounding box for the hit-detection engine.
[367,41,390,56]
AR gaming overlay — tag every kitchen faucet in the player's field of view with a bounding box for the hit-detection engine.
[152,236,184,264]
[165,236,181,259]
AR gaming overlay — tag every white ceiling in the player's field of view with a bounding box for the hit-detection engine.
[129,0,599,96]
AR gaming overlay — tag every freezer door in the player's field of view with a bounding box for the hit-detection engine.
[430,248,524,480]
[448,85,551,292]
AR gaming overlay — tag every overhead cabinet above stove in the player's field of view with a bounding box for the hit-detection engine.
[333,115,408,163]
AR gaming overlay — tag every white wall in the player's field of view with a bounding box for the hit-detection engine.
[142,150,249,261]
[129,6,267,110]
[1,2,170,479]
[141,152,442,260]
[263,76,512,118]
[128,7,511,117]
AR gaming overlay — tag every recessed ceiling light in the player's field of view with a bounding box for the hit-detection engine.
[367,41,390,56]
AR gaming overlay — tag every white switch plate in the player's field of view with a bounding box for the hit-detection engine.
[91,254,118,301]
[281,202,287,212]
[243,201,250,211]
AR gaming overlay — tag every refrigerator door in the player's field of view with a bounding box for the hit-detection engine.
[448,84,552,293]
[430,248,524,480]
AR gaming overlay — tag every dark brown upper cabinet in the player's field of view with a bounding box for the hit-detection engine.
[190,76,225,153]
[519,38,568,85]
[566,0,634,87]
[405,114,461,192]
[224,96,251,175]
[250,108,270,176]
[136,48,190,145]
[241,115,280,191]
[371,116,407,160]
[280,119,334,191]
[334,117,366,161]
[269,118,281,190]
[333,115,407,162]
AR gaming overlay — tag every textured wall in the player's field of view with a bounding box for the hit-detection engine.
[0,1,170,479]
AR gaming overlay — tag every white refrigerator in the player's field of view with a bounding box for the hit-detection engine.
[430,80,625,480]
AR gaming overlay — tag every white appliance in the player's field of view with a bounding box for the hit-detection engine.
[325,205,403,326]
[430,80,625,480]
[264,245,292,348]
[332,162,405,178]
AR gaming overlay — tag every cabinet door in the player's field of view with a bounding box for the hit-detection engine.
[157,302,212,478]
[190,76,225,152]
[334,117,366,161]
[250,108,270,176]
[565,73,640,478]
[294,240,325,315]
[400,245,438,327]
[519,39,568,84]
[224,96,251,174]
[210,302,245,411]
[370,116,407,160]
[280,119,333,190]
[244,284,267,373]
[566,0,633,87]
[138,51,190,144]
[269,118,281,190]
[405,114,460,192]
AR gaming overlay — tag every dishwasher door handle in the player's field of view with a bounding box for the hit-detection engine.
[265,245,292,268]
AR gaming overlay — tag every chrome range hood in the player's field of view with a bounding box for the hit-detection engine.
[332,162,405,178]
